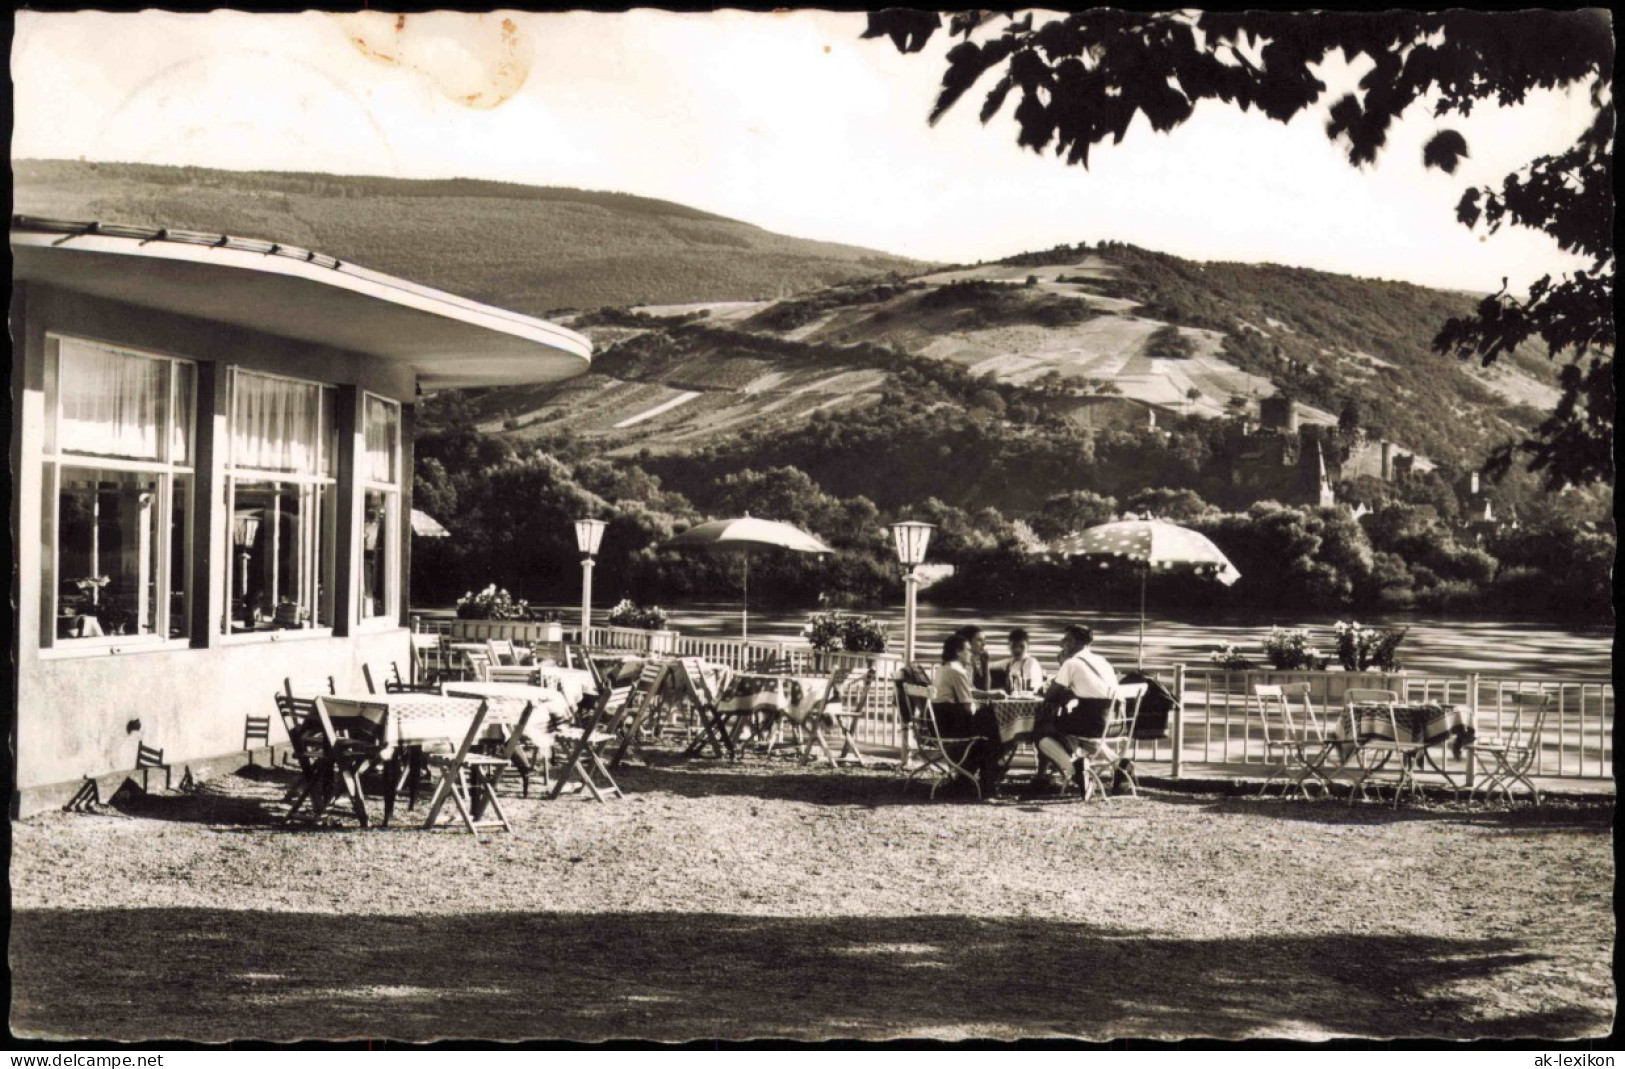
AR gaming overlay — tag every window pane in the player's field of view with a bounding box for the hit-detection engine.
[229,480,332,633]
[58,341,167,460]
[321,388,338,478]
[362,489,394,619]
[232,372,325,474]
[169,476,192,639]
[364,395,399,484]
[55,467,163,639]
[171,363,194,466]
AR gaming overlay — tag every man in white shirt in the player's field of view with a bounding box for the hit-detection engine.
[1031,624,1128,795]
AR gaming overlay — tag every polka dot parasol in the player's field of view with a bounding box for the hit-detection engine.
[1050,518,1241,666]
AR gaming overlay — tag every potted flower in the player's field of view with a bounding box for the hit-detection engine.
[1261,627,1327,671]
[1208,644,1253,672]
[1332,621,1407,672]
[805,610,889,669]
[456,585,529,621]
[607,599,676,653]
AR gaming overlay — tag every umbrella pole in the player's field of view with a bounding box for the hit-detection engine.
[742,555,749,643]
[1138,564,1147,669]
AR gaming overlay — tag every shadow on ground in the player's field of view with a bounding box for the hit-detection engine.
[8,907,1606,1043]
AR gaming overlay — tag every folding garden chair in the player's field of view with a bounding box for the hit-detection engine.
[795,667,855,767]
[1067,683,1148,801]
[422,699,514,839]
[409,631,447,685]
[1464,692,1550,804]
[284,675,336,701]
[608,660,670,767]
[446,691,542,797]
[1344,688,1418,807]
[550,684,624,802]
[386,661,440,694]
[311,696,386,827]
[1254,682,1337,798]
[896,682,983,799]
[487,638,520,666]
[275,692,336,823]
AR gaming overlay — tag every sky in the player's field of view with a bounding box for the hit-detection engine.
[10,9,1601,294]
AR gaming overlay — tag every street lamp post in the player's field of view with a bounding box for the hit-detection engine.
[574,518,607,641]
[890,521,934,664]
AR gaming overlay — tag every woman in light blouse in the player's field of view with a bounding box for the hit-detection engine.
[929,633,1007,796]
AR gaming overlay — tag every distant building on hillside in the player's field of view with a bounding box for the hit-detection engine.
[1221,398,1338,507]
[1066,395,1169,431]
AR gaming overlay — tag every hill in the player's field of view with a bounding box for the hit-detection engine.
[471,245,1559,490]
[9,159,926,313]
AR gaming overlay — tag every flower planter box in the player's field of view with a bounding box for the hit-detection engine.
[449,619,564,645]
[596,625,677,654]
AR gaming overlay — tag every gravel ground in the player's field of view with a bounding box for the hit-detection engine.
[8,750,1615,1044]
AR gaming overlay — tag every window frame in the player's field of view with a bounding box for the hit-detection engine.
[221,367,339,641]
[357,391,403,628]
[40,334,197,652]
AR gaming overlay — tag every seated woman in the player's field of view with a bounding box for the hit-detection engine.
[930,633,1008,795]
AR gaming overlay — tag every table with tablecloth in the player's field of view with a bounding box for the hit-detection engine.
[685,672,832,758]
[482,665,596,709]
[323,692,505,824]
[1328,702,1476,755]
[1324,701,1476,788]
[986,698,1046,744]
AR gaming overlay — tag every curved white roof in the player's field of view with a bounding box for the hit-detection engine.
[11,216,591,389]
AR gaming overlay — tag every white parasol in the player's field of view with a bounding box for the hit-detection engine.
[1051,517,1240,666]
[663,516,834,640]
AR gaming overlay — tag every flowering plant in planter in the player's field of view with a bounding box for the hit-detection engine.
[607,599,670,630]
[1208,644,1253,671]
[1332,621,1408,671]
[456,585,530,621]
[804,610,889,653]
[1261,627,1327,670]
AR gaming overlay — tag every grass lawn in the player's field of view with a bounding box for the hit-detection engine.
[8,753,1614,1043]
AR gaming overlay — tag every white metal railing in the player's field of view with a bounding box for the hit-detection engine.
[410,616,1613,782]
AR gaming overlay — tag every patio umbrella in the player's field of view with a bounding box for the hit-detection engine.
[1051,518,1240,667]
[411,508,450,538]
[662,516,835,640]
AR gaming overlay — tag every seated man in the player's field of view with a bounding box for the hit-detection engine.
[994,627,1046,695]
[929,633,1007,796]
[1033,624,1129,794]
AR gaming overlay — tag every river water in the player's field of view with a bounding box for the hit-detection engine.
[485,602,1614,681]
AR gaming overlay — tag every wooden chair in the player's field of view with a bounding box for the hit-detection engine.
[487,638,520,667]
[285,675,336,700]
[896,681,983,799]
[796,667,855,767]
[1343,688,1417,807]
[823,670,872,767]
[445,691,543,798]
[1067,683,1149,801]
[608,660,671,768]
[135,741,171,793]
[1253,682,1336,798]
[386,661,440,694]
[422,699,514,838]
[1464,692,1551,804]
[550,684,625,802]
[410,631,447,685]
[362,663,381,695]
[244,713,272,753]
[274,692,333,823]
[461,649,494,683]
[312,696,386,827]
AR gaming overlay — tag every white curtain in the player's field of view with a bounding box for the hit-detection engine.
[363,395,399,484]
[58,341,166,460]
[233,372,321,474]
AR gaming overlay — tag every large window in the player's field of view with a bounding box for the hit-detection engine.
[360,393,401,623]
[225,370,337,634]
[44,338,194,646]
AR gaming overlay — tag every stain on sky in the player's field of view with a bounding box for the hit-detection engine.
[333,11,532,109]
